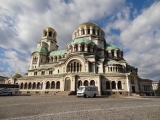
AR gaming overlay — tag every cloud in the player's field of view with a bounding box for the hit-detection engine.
[0,0,159,80]
[0,50,30,76]
[104,1,160,80]
[0,0,126,53]
[0,0,126,76]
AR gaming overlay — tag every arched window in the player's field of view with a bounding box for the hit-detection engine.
[84,80,88,86]
[88,45,91,52]
[81,44,85,51]
[90,80,95,86]
[24,83,27,89]
[93,29,95,35]
[88,29,90,34]
[44,31,47,36]
[32,82,36,89]
[82,29,85,35]
[117,51,119,58]
[78,80,82,88]
[46,81,50,89]
[55,56,57,62]
[112,81,116,89]
[118,81,122,89]
[106,81,110,89]
[37,82,40,89]
[49,31,52,37]
[51,81,55,89]
[106,51,108,57]
[111,50,114,57]
[75,44,78,51]
[56,81,60,89]
[67,60,82,73]
[28,82,32,89]
[20,83,23,89]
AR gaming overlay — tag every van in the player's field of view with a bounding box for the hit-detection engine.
[77,86,98,98]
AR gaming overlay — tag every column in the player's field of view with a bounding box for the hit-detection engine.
[110,82,112,89]
[84,44,87,52]
[90,26,93,34]
[115,82,117,89]
[78,44,81,51]
[84,28,87,34]
[108,50,112,58]
[79,29,81,36]
[114,50,117,57]
[95,29,98,35]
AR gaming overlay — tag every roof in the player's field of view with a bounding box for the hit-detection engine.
[33,48,48,55]
[75,22,100,30]
[34,66,54,70]
[105,44,120,50]
[102,73,129,77]
[139,77,152,82]
[49,49,67,56]
[104,60,119,65]
[71,38,95,45]
[126,64,135,69]
[12,73,22,78]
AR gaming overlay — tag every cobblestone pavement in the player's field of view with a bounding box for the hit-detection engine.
[0,96,160,120]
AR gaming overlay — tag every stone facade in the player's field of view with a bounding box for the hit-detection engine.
[16,22,152,96]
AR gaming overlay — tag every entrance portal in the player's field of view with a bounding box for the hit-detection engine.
[64,78,71,91]
[132,86,135,93]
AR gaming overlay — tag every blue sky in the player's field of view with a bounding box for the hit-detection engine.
[0,0,160,81]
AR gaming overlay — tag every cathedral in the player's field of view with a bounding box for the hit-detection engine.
[16,22,152,96]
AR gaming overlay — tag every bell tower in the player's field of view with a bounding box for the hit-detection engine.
[38,27,59,52]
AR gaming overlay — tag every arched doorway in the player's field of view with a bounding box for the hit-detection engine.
[106,81,110,89]
[65,77,71,91]
[78,80,82,88]
[84,80,88,86]
[90,80,95,86]
[112,81,116,89]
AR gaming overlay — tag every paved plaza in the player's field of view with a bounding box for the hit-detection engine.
[0,96,160,120]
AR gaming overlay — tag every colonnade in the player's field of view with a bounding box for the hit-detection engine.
[78,80,95,88]
[73,26,104,39]
[106,81,122,89]
[107,65,124,73]
[19,81,60,90]
[107,50,123,58]
[69,44,97,53]
[67,62,82,72]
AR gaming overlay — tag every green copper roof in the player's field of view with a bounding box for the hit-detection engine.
[50,49,67,56]
[126,64,135,69]
[71,38,95,45]
[105,44,120,50]
[104,60,118,65]
[33,48,48,55]
[35,66,54,70]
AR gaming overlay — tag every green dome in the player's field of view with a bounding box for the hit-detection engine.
[33,48,48,55]
[71,38,95,45]
[105,44,120,50]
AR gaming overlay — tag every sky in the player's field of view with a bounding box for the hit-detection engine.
[0,0,160,81]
